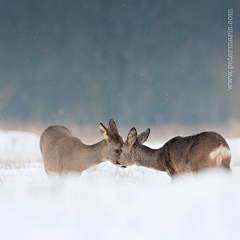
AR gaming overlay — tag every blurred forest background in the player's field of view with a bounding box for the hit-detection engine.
[0,0,239,139]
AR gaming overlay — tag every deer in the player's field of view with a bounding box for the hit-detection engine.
[40,119,124,179]
[116,128,231,181]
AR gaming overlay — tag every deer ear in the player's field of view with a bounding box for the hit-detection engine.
[99,123,109,141]
[137,128,150,144]
[127,128,137,145]
[108,119,119,136]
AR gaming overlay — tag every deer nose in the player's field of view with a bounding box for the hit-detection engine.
[116,160,120,165]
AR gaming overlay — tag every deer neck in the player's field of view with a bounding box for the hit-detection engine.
[84,140,107,166]
[134,145,167,172]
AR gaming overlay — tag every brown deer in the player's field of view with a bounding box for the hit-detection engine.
[40,120,123,179]
[116,128,231,180]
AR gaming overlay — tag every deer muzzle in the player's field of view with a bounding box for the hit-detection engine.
[116,160,127,168]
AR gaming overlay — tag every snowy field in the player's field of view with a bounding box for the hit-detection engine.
[0,129,240,240]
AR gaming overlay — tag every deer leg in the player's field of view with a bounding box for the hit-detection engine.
[59,171,69,179]
[45,169,57,180]
[60,171,83,179]
[170,170,179,184]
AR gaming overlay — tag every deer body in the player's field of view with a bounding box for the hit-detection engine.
[40,120,123,178]
[118,129,231,179]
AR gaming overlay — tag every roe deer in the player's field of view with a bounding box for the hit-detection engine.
[116,128,231,180]
[40,119,124,179]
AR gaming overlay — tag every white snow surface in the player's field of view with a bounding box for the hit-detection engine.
[0,129,240,240]
[0,129,42,164]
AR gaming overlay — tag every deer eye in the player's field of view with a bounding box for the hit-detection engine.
[115,149,122,154]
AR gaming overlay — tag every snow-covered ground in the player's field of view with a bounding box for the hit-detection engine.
[0,129,240,240]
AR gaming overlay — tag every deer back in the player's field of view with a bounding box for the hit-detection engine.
[40,125,82,173]
[163,131,231,175]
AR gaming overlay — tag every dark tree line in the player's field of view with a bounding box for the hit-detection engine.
[0,0,239,126]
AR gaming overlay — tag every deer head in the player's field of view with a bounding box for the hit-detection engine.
[99,119,124,164]
[116,127,150,167]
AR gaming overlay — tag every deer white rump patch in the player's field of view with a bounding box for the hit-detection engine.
[209,144,231,167]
